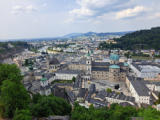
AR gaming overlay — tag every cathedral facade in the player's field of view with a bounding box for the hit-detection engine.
[68,53,129,82]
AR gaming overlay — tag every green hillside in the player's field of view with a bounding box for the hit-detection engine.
[99,27,160,50]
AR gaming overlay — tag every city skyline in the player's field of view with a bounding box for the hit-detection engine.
[0,0,160,40]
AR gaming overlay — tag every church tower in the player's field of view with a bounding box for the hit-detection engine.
[86,51,92,74]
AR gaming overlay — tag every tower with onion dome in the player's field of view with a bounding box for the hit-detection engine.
[109,53,120,64]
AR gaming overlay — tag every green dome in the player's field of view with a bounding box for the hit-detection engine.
[86,51,91,57]
[124,62,129,67]
[109,65,120,69]
[110,54,119,61]
[90,50,93,54]
[87,52,91,57]
[41,78,47,82]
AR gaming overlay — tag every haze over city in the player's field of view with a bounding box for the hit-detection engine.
[0,0,160,40]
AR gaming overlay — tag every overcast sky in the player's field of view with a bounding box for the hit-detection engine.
[0,0,160,40]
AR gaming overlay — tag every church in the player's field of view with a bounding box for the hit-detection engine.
[68,53,129,82]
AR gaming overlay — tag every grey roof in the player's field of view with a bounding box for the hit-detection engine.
[44,73,52,79]
[127,76,150,96]
[56,70,81,74]
[73,78,81,88]
[89,84,96,94]
[52,85,68,100]
[66,91,76,103]
[24,83,32,90]
[89,99,107,107]
[71,58,86,65]
[92,62,110,67]
[49,57,60,65]
[40,85,51,91]
[77,88,88,98]
[92,67,109,71]
[86,93,92,101]
[52,83,73,87]
[132,63,160,73]
[34,72,42,76]
[95,90,135,102]
[32,80,41,88]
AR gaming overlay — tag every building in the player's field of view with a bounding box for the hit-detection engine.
[145,81,160,92]
[68,59,88,71]
[130,62,160,80]
[94,90,135,105]
[40,77,51,96]
[55,70,82,80]
[77,88,88,102]
[68,53,129,82]
[126,76,150,104]
[48,56,60,72]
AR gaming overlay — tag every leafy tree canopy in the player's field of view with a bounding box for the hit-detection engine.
[99,27,160,50]
[71,103,160,120]
[0,80,31,118]
[13,109,32,120]
[0,64,22,86]
[31,95,72,117]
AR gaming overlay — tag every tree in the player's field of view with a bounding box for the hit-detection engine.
[13,109,32,120]
[155,93,160,105]
[72,77,76,83]
[71,103,139,120]
[32,94,42,104]
[138,107,160,120]
[0,64,22,86]
[99,27,160,50]
[31,95,71,117]
[0,80,30,118]
[106,88,112,93]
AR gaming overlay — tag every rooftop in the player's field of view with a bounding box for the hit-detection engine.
[124,62,129,67]
[92,62,110,67]
[109,65,120,69]
[41,77,47,82]
[92,67,109,71]
[110,54,119,61]
[56,70,81,74]
[127,76,150,96]
[49,56,60,65]
[132,62,160,73]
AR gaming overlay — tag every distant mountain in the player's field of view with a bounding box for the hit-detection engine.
[62,31,132,38]
[0,31,133,42]
[99,27,160,50]
[63,33,84,38]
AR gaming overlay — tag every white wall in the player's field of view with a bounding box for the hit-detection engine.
[55,73,78,80]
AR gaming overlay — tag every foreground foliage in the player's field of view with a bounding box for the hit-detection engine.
[13,109,32,120]
[1,64,160,120]
[0,64,71,119]
[0,64,30,117]
[71,103,160,120]
[31,94,72,117]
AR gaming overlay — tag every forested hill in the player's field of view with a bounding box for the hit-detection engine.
[99,27,160,50]
[0,41,29,61]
